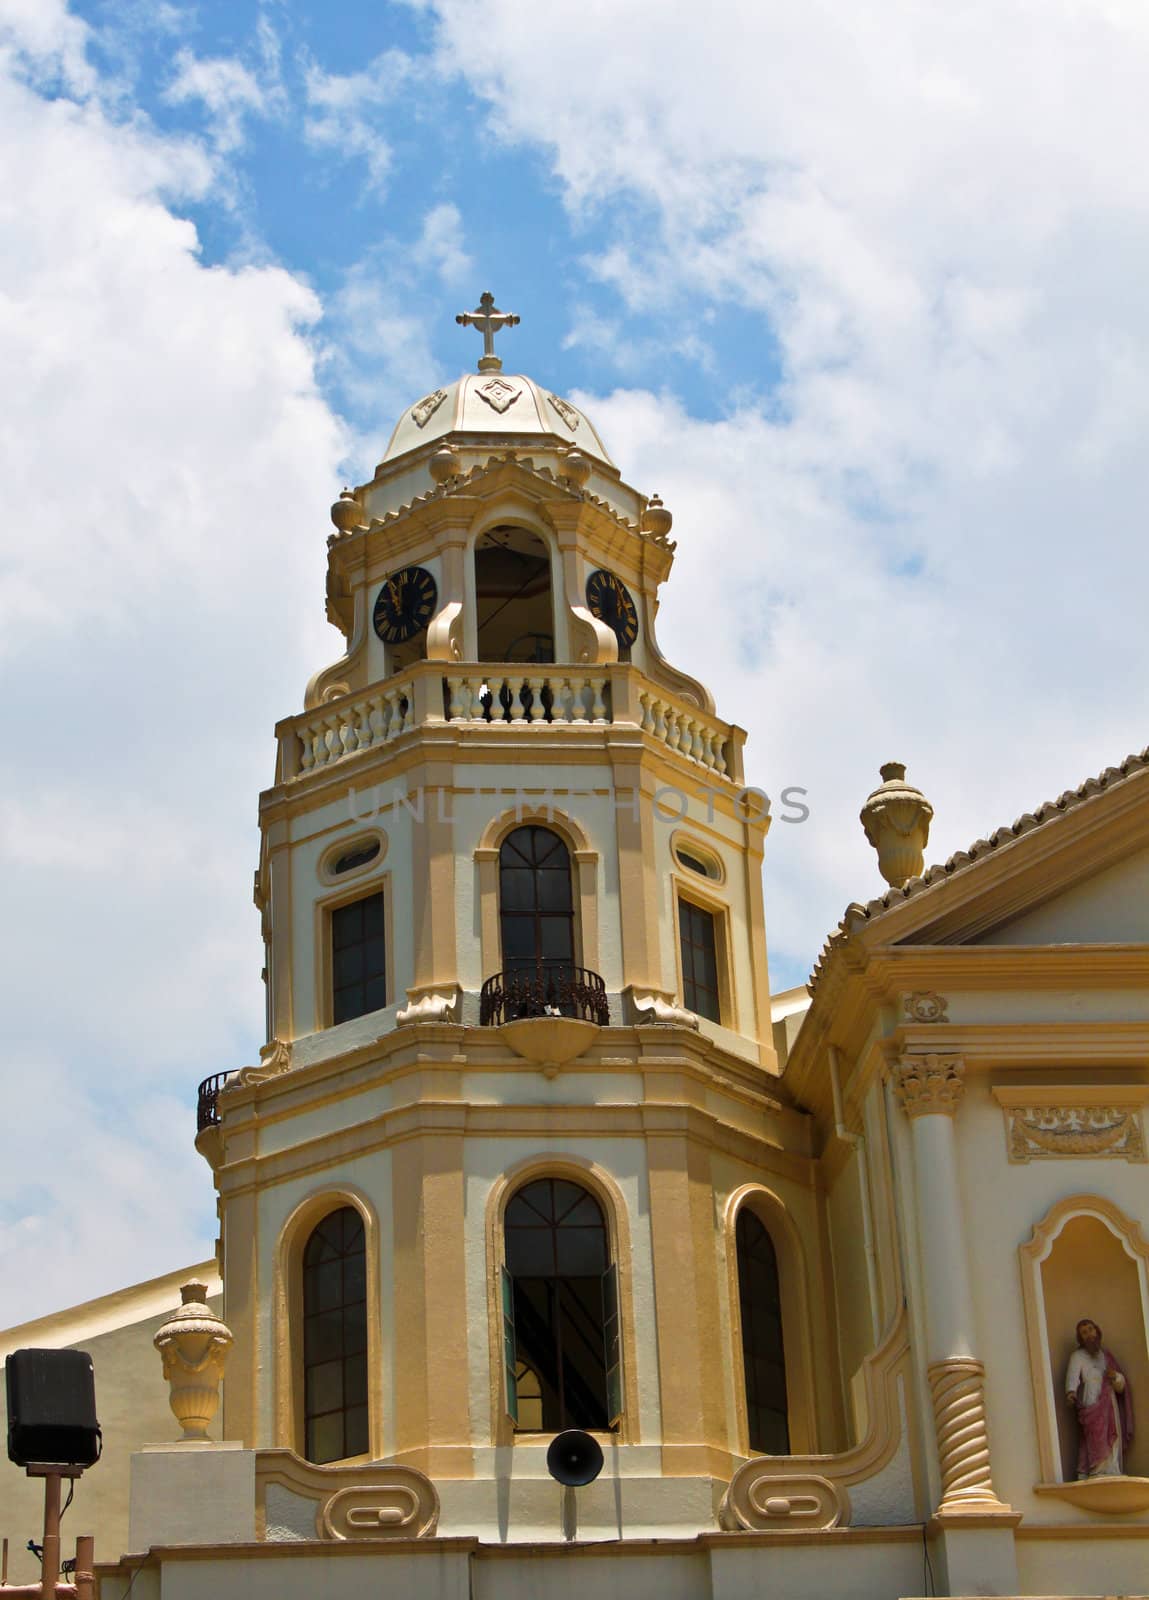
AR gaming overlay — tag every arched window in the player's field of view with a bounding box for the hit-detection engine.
[498,825,575,1009]
[736,1208,790,1454]
[302,1206,369,1462]
[501,1178,620,1431]
[475,525,554,663]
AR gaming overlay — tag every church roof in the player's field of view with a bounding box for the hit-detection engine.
[809,742,1149,991]
[381,372,615,468]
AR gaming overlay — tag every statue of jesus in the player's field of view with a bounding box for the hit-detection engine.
[1065,1317,1133,1478]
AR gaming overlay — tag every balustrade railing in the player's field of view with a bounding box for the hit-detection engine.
[196,1071,233,1133]
[277,663,739,782]
[479,962,610,1026]
[444,672,608,724]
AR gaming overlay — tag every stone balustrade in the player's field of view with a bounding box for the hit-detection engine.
[444,672,609,724]
[276,663,741,783]
[296,682,414,774]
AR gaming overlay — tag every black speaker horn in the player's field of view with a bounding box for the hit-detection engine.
[6,1349,101,1470]
[546,1428,604,1487]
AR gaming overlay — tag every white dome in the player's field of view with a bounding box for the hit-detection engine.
[381,372,614,467]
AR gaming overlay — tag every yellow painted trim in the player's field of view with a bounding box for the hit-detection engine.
[272,1184,384,1461]
[317,829,388,887]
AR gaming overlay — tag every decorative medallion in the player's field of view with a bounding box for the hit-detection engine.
[903,990,949,1024]
[476,376,521,414]
[547,392,580,430]
[411,389,448,428]
[1006,1105,1146,1164]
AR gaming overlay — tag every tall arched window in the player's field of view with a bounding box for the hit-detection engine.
[736,1208,790,1454]
[302,1206,369,1462]
[499,824,574,983]
[501,1177,620,1431]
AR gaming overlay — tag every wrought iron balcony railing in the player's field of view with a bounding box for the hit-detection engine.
[196,1071,232,1133]
[479,962,610,1027]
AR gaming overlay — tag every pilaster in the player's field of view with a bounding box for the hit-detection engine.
[888,1055,1013,1522]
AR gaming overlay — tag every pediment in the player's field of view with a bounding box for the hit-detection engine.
[810,753,1149,990]
[877,757,1149,948]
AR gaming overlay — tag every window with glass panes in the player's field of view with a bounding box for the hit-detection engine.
[302,1207,369,1463]
[736,1208,789,1455]
[502,1178,619,1432]
[331,891,386,1024]
[678,897,721,1022]
[498,826,574,974]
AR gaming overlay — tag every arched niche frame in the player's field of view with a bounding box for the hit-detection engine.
[1020,1192,1149,1512]
[475,806,599,982]
[273,1184,385,1462]
[463,502,567,665]
[483,1152,642,1447]
[725,1183,818,1457]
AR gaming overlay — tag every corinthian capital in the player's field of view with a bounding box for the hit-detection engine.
[889,1054,966,1118]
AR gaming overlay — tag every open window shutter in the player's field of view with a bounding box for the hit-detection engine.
[601,1261,622,1426]
[501,1265,519,1424]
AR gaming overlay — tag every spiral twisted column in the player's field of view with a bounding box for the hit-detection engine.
[889,1055,1010,1518]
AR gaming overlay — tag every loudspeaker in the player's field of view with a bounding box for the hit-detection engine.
[545,1428,604,1487]
[6,1349,100,1469]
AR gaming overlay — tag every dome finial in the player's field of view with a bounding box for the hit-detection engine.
[455,291,521,372]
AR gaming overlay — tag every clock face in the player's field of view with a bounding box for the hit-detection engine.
[373,566,438,644]
[585,569,639,647]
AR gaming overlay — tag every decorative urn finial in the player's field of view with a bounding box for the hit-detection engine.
[153,1282,234,1442]
[860,762,934,886]
[642,494,673,538]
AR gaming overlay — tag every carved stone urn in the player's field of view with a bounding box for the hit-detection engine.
[153,1282,233,1441]
[860,762,934,886]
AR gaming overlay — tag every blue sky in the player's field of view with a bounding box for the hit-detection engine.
[3,0,1149,1321]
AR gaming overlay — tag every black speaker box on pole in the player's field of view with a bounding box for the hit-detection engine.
[6,1349,101,1469]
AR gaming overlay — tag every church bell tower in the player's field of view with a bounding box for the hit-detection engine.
[196,296,832,1534]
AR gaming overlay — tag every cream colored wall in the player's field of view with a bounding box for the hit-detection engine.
[825,1147,878,1439]
[277,758,772,1055]
[0,1262,219,1582]
[976,844,1149,944]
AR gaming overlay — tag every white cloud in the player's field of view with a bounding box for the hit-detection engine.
[414,201,472,285]
[0,9,348,1321]
[427,0,1149,983]
[164,45,278,152]
[302,48,417,197]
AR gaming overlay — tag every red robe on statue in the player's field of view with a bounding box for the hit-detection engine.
[1074,1349,1134,1478]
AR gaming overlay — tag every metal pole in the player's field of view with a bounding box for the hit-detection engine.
[39,1473,61,1600]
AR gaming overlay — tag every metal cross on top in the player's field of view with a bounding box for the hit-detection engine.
[456,291,520,372]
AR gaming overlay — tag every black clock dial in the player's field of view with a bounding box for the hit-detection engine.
[585,568,639,647]
[373,566,438,644]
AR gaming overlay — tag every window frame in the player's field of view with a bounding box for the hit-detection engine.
[476,807,599,983]
[315,875,394,1030]
[301,1205,370,1464]
[672,876,734,1028]
[485,1158,637,1448]
[501,1176,617,1435]
[725,1186,817,1458]
[273,1187,383,1463]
